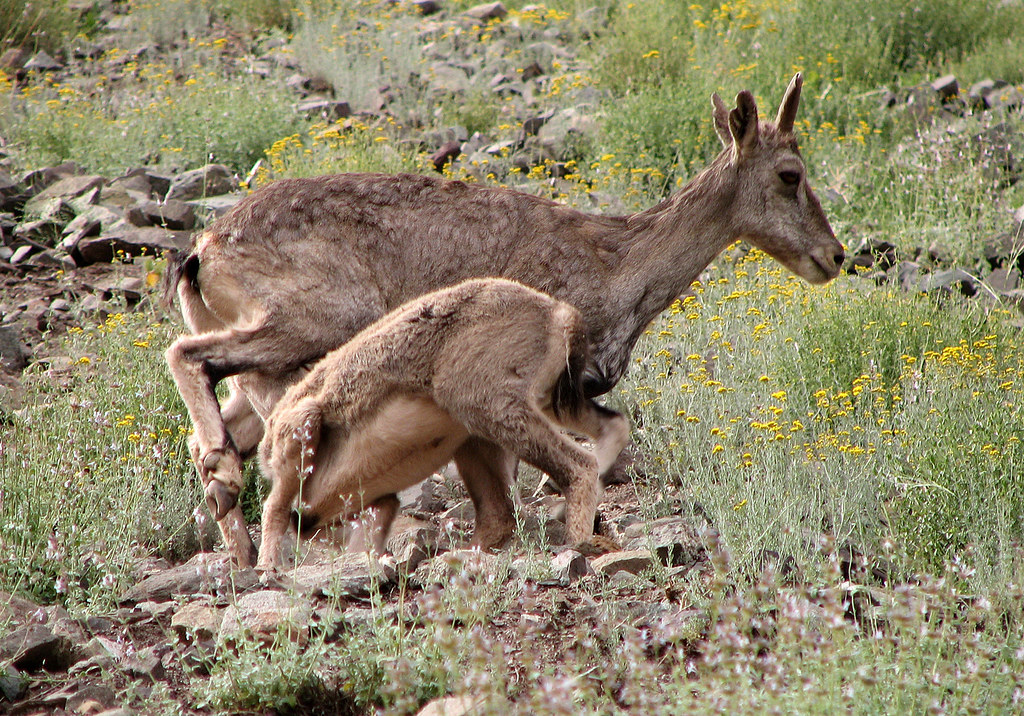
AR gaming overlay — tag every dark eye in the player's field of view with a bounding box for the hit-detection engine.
[779,171,801,186]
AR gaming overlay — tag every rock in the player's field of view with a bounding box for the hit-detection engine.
[930,74,958,102]
[896,261,921,291]
[0,624,73,671]
[188,193,244,221]
[413,0,441,15]
[551,549,592,584]
[20,162,82,194]
[983,232,1024,271]
[387,520,440,573]
[399,477,446,513]
[22,175,105,216]
[537,107,597,161]
[289,552,397,597]
[65,684,117,714]
[413,549,501,586]
[622,516,706,569]
[297,99,352,120]
[170,601,224,642]
[122,644,167,680]
[0,48,28,72]
[165,164,237,201]
[590,549,655,577]
[416,694,488,716]
[220,589,313,644]
[76,226,192,265]
[61,205,122,250]
[24,51,64,72]
[986,85,1024,111]
[0,590,41,624]
[918,268,979,297]
[0,665,28,702]
[0,325,28,368]
[430,140,462,174]
[463,1,507,22]
[987,267,1020,294]
[119,552,260,604]
[126,199,196,230]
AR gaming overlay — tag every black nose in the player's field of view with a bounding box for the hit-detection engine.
[834,250,846,267]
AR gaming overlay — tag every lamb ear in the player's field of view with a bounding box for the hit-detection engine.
[728,90,759,159]
[775,72,802,134]
[711,92,732,147]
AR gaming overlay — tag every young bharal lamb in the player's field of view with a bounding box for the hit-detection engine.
[256,278,630,570]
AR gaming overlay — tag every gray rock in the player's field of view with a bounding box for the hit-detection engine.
[551,549,592,584]
[987,267,1021,294]
[0,624,73,671]
[413,549,500,586]
[65,684,117,714]
[119,552,260,604]
[23,175,105,215]
[126,199,196,230]
[24,51,63,72]
[930,74,958,102]
[188,193,244,221]
[76,226,192,265]
[0,325,28,368]
[537,107,596,161]
[62,205,122,246]
[122,644,168,680]
[622,516,705,568]
[463,1,507,21]
[289,552,396,597]
[0,665,28,702]
[896,261,922,291]
[297,99,352,120]
[220,589,313,644]
[986,85,1023,111]
[165,164,237,201]
[590,549,655,577]
[918,268,979,297]
[388,521,440,573]
[9,245,35,265]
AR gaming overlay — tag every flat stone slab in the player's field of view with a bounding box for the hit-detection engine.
[220,589,313,644]
[590,549,655,577]
[287,552,397,597]
[119,553,260,604]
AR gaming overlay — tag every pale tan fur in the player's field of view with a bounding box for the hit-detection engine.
[255,278,630,570]
[164,75,844,565]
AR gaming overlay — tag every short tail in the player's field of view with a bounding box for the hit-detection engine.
[550,304,589,421]
[160,249,199,314]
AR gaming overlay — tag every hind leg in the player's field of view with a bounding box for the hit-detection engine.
[166,325,316,566]
[453,437,518,550]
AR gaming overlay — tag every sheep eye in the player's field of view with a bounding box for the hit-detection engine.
[779,171,800,186]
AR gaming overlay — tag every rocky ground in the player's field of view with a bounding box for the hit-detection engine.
[2,2,1024,714]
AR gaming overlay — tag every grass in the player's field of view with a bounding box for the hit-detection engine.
[2,0,1024,713]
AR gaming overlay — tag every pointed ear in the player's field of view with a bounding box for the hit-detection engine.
[728,90,759,159]
[775,72,802,134]
[711,92,732,147]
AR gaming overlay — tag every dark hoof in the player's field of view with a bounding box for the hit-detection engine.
[204,480,238,521]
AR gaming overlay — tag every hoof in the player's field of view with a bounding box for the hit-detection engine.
[204,480,238,521]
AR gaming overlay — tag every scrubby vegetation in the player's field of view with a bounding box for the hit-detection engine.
[2,0,1023,713]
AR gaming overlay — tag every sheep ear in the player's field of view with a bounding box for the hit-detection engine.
[728,90,759,159]
[711,93,732,147]
[775,72,802,134]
